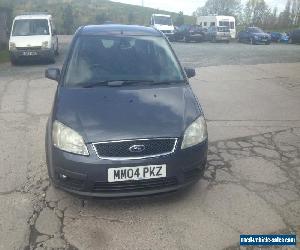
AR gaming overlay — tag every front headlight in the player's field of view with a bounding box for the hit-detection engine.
[181,116,207,149]
[41,41,49,49]
[9,42,16,51]
[52,120,89,156]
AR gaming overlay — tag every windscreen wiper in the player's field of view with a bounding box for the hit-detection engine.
[82,80,154,88]
[150,80,186,85]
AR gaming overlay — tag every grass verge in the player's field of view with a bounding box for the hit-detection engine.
[0,50,9,63]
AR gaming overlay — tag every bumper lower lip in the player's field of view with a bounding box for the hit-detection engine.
[10,49,53,58]
[46,137,208,198]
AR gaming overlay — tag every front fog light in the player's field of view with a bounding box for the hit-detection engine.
[52,120,89,155]
[181,116,207,149]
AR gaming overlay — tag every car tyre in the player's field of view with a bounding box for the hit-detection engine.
[183,36,190,43]
[48,50,56,64]
[55,46,59,56]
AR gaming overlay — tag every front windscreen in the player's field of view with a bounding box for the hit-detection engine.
[154,16,172,26]
[64,35,184,87]
[12,19,49,36]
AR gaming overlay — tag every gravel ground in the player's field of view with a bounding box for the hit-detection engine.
[172,41,300,68]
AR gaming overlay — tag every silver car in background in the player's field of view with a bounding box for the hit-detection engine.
[207,26,231,43]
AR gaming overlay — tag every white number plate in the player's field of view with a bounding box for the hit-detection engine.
[22,51,38,56]
[108,164,166,182]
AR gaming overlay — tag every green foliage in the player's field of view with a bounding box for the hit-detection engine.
[174,11,185,26]
[195,0,242,17]
[62,4,74,34]
[2,0,195,34]
[0,50,9,63]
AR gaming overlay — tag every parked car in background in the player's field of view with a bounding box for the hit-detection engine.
[206,26,231,43]
[270,32,289,43]
[289,29,300,44]
[238,27,271,45]
[173,24,205,42]
[9,13,58,65]
[44,25,208,197]
[150,14,175,41]
[197,15,236,38]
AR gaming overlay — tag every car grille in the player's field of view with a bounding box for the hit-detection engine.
[92,177,178,193]
[93,138,177,159]
[16,46,42,51]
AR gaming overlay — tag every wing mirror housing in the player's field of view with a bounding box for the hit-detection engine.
[45,68,60,82]
[184,67,196,78]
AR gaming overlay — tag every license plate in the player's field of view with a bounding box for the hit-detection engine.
[108,164,166,182]
[22,51,38,56]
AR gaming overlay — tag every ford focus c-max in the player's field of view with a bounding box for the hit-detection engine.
[45,25,208,197]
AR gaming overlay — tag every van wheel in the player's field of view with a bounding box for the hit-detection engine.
[10,57,18,66]
[183,36,190,43]
[55,46,59,56]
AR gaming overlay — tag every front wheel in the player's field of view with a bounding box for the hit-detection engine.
[10,56,18,66]
[48,49,56,64]
[183,36,190,43]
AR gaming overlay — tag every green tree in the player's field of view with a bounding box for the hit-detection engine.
[243,0,270,27]
[95,13,108,24]
[62,4,74,35]
[128,11,135,24]
[174,11,184,26]
[195,0,242,17]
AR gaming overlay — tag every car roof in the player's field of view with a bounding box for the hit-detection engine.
[79,25,162,36]
[152,14,171,17]
[14,14,52,20]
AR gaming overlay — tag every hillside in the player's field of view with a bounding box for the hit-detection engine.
[0,0,196,34]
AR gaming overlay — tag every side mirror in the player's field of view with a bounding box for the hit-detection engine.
[45,68,60,81]
[184,67,196,78]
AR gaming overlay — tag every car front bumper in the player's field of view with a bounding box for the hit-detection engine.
[10,48,53,59]
[215,36,230,41]
[46,137,208,198]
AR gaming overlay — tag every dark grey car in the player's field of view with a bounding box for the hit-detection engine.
[45,25,208,197]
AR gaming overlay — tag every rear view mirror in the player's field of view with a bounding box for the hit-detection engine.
[45,68,60,82]
[184,67,196,78]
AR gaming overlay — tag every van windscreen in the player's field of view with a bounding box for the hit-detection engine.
[12,19,49,36]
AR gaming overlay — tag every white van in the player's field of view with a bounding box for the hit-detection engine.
[150,14,175,40]
[9,13,58,64]
[197,15,236,39]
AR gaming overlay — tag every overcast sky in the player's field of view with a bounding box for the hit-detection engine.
[111,0,286,15]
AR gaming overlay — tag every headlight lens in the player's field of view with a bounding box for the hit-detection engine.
[9,42,16,51]
[52,120,89,156]
[181,116,207,149]
[41,41,49,49]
